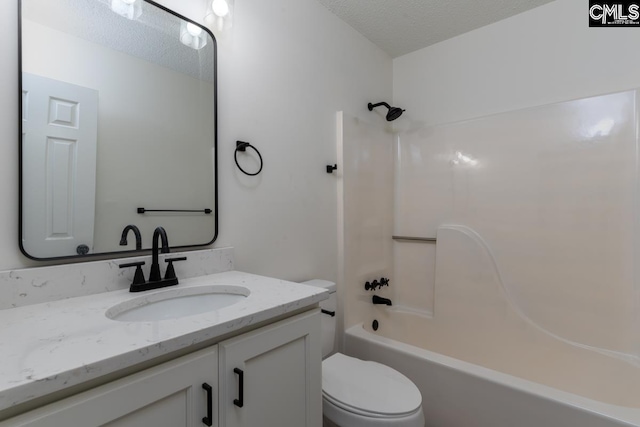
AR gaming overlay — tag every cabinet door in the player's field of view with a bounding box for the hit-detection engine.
[219,310,322,427]
[3,346,218,427]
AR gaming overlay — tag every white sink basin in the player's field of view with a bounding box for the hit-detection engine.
[106,285,250,322]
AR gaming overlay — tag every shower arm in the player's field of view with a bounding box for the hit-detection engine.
[367,101,405,121]
[368,102,392,110]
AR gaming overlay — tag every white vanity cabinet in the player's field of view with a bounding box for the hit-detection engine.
[1,310,321,427]
[218,309,322,427]
[1,346,219,427]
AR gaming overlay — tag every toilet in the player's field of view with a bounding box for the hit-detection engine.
[302,280,425,427]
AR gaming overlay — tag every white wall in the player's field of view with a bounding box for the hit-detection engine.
[0,0,392,284]
[213,0,391,281]
[394,0,640,127]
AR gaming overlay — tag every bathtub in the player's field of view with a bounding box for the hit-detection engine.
[344,315,640,427]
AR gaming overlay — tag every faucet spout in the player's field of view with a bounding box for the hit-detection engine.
[372,295,392,306]
[119,225,142,250]
[149,227,170,282]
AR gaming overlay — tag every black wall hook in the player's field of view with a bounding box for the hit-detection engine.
[326,164,337,174]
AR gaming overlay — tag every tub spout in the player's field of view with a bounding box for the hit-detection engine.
[372,295,392,306]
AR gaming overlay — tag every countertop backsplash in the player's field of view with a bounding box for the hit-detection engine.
[0,248,234,310]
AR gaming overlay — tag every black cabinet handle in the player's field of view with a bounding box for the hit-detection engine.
[233,368,244,408]
[202,383,213,426]
[321,309,336,317]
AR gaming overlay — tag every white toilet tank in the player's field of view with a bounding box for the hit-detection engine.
[301,279,336,358]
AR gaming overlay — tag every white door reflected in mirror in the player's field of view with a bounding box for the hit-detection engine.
[22,73,98,257]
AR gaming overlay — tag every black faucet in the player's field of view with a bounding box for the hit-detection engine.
[149,227,170,282]
[119,226,186,292]
[119,225,142,250]
[372,295,392,306]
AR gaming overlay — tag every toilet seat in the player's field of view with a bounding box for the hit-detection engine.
[323,393,423,419]
[323,396,425,427]
[322,353,422,418]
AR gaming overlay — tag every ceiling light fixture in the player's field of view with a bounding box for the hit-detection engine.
[180,20,208,50]
[205,0,234,32]
[186,22,203,37]
[212,0,230,17]
[110,0,142,20]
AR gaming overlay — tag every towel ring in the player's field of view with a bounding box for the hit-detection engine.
[234,141,263,176]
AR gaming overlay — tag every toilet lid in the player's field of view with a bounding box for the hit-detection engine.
[322,353,422,417]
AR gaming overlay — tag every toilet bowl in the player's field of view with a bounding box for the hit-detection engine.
[301,280,425,427]
[323,353,425,427]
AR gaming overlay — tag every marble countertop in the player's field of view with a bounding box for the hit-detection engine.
[0,271,328,413]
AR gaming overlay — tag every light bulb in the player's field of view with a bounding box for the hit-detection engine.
[211,0,229,17]
[186,22,203,37]
[111,0,141,20]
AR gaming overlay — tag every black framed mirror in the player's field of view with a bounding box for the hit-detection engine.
[19,0,217,260]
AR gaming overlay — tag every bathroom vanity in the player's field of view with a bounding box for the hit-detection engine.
[0,268,327,427]
[9,0,328,424]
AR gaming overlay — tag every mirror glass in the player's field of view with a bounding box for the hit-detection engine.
[20,0,217,260]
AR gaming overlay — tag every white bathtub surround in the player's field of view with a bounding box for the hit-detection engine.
[345,325,639,427]
[392,240,435,316]
[337,90,640,426]
[337,112,395,332]
[0,248,234,310]
[0,270,327,413]
[394,90,639,357]
[370,225,640,406]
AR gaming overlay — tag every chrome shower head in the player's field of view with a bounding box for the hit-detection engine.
[368,102,405,121]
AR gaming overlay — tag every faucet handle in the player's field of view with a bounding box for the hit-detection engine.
[164,257,187,281]
[119,261,146,287]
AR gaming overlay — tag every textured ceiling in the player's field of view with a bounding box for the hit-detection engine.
[23,0,214,82]
[315,0,555,58]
